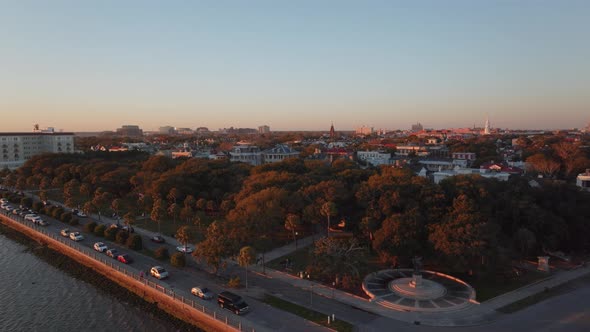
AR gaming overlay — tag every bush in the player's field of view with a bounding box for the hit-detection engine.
[154,247,169,260]
[20,197,33,208]
[52,207,64,219]
[69,218,79,226]
[32,201,43,212]
[126,234,143,250]
[227,276,241,288]
[84,221,97,233]
[60,212,73,223]
[94,224,106,237]
[104,227,118,241]
[115,230,129,245]
[170,252,186,267]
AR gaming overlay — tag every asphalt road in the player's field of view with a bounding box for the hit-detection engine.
[0,203,328,332]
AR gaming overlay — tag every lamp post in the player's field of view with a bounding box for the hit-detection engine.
[295,232,299,249]
[332,282,336,299]
[307,273,313,307]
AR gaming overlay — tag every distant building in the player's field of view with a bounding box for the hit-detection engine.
[576,169,590,191]
[433,167,511,184]
[115,125,143,137]
[262,144,299,163]
[357,150,391,166]
[159,126,175,135]
[329,123,336,139]
[229,142,262,166]
[452,152,476,161]
[355,126,373,136]
[1,129,75,170]
[196,127,210,134]
[395,145,429,157]
[176,128,193,135]
[411,122,423,132]
[258,125,270,134]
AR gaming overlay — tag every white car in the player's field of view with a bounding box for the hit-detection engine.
[150,266,169,279]
[69,232,84,241]
[93,242,108,252]
[176,245,194,254]
[24,214,39,221]
[191,286,214,300]
[60,229,70,237]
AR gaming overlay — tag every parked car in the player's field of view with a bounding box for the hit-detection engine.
[24,214,39,221]
[60,229,70,237]
[93,242,108,252]
[37,219,49,226]
[191,286,213,300]
[117,254,133,264]
[217,291,249,315]
[121,225,134,233]
[150,235,165,243]
[69,232,84,241]
[150,266,169,279]
[176,245,194,254]
[106,249,119,259]
[72,209,88,218]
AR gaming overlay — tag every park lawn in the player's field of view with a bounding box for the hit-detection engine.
[497,273,590,313]
[262,294,354,332]
[467,270,548,302]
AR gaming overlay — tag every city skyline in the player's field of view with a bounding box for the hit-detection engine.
[1,1,589,132]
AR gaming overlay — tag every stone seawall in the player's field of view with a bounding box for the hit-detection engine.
[0,214,242,332]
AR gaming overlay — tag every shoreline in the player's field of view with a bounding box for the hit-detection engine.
[0,223,205,332]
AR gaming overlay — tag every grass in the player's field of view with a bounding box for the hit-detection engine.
[497,273,590,313]
[262,294,355,332]
[465,270,548,302]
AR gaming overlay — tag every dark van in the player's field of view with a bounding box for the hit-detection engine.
[217,291,249,315]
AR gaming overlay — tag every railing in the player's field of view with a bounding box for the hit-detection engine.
[0,209,255,332]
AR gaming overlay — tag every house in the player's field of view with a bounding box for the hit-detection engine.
[357,150,391,166]
[229,143,262,166]
[577,169,590,191]
[480,161,524,175]
[262,145,299,163]
[433,167,511,184]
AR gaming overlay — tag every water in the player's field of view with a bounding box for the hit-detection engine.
[0,233,182,332]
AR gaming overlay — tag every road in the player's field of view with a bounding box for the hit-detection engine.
[0,203,328,332]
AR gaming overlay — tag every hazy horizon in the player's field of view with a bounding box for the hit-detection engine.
[1,1,589,132]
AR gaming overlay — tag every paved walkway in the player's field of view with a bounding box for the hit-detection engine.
[247,236,590,327]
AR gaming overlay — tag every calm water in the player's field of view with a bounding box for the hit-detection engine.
[0,233,182,332]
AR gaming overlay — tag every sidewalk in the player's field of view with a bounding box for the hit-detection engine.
[249,256,590,327]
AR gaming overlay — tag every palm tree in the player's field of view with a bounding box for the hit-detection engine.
[123,212,136,235]
[175,225,195,253]
[238,246,257,290]
[320,201,337,236]
[285,214,301,247]
[151,197,165,235]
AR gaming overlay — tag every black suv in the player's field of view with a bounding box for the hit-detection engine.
[217,291,249,315]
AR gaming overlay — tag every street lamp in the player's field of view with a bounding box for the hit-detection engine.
[332,282,336,299]
[295,232,299,249]
[307,273,313,307]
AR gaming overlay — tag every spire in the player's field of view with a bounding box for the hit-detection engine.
[329,122,335,139]
[484,115,491,135]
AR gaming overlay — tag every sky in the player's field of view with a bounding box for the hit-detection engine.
[0,0,589,132]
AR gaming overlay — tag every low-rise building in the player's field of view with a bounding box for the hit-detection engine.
[433,167,511,184]
[357,150,391,166]
[229,143,262,166]
[116,125,143,137]
[577,169,590,191]
[262,144,299,163]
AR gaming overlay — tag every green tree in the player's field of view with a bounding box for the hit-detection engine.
[320,201,337,236]
[284,214,301,244]
[126,234,143,250]
[171,252,186,267]
[151,197,165,235]
[175,225,195,252]
[123,212,136,234]
[193,221,232,274]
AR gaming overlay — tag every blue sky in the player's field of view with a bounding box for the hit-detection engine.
[1,0,589,131]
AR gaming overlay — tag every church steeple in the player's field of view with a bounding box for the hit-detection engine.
[483,115,491,135]
[329,122,335,139]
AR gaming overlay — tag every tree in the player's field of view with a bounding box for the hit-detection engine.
[175,225,195,252]
[320,201,337,236]
[429,194,497,273]
[193,221,232,274]
[171,252,186,267]
[123,212,136,234]
[238,246,257,290]
[111,198,122,222]
[126,234,143,250]
[151,197,165,235]
[309,237,367,283]
[168,202,180,232]
[284,214,301,245]
[526,153,561,178]
[514,227,536,259]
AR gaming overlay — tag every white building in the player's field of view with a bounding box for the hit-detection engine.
[433,167,511,184]
[1,131,75,170]
[258,125,270,134]
[357,150,391,166]
[229,143,262,166]
[576,169,590,191]
[395,145,429,157]
[355,126,373,136]
[262,144,299,163]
